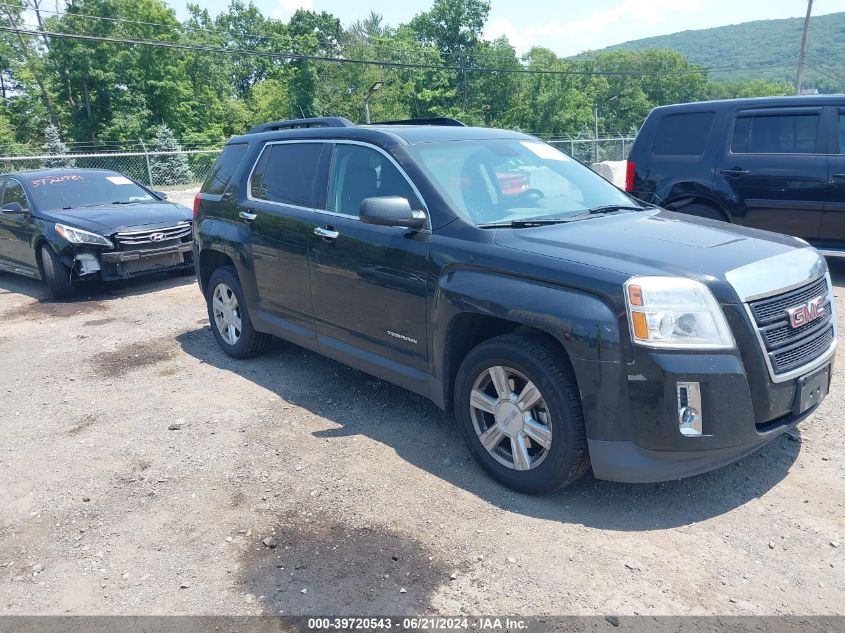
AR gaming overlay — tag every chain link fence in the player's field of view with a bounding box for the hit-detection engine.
[543,135,636,164]
[0,149,222,190]
[0,136,636,197]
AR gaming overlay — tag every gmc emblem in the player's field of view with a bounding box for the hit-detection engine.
[786,296,825,329]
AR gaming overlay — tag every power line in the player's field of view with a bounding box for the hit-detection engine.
[0,25,717,77]
[0,2,717,71]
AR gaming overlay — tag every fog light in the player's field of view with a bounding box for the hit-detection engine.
[677,382,703,436]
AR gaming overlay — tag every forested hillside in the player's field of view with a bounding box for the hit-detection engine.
[0,0,795,153]
[599,12,845,93]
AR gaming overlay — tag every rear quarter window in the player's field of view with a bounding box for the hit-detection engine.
[202,143,248,195]
[731,112,820,154]
[651,112,715,156]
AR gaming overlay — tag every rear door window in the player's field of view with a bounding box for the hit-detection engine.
[652,112,714,156]
[731,111,821,154]
[250,142,324,208]
[203,143,247,194]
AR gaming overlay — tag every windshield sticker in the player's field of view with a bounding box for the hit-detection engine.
[106,175,133,185]
[520,141,570,162]
[31,174,85,188]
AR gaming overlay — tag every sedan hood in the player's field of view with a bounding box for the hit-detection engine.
[41,202,192,235]
[493,209,809,293]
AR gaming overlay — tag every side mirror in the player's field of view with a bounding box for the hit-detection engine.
[1,202,26,214]
[154,191,168,200]
[359,196,426,229]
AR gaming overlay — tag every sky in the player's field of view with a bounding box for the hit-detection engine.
[174,0,843,57]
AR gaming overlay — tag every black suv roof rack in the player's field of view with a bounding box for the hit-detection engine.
[370,117,466,127]
[247,117,355,134]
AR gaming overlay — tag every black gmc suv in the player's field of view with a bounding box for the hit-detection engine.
[193,116,837,494]
[626,95,845,256]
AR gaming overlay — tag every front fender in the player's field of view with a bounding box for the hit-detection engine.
[431,269,628,441]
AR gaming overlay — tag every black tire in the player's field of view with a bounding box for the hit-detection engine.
[679,202,727,222]
[206,265,269,359]
[39,243,75,300]
[454,333,589,494]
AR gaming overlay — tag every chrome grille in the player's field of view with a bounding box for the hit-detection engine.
[750,277,827,324]
[748,276,835,377]
[114,223,192,246]
[759,297,832,349]
[770,327,835,374]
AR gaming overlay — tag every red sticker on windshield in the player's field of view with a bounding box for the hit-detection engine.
[31,174,85,188]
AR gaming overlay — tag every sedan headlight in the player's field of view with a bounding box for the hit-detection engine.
[624,276,735,349]
[55,223,114,248]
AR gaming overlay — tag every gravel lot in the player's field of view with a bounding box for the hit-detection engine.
[0,261,843,616]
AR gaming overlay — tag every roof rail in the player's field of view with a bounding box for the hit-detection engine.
[370,117,466,127]
[247,117,356,134]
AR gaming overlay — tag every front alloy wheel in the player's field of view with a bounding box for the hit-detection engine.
[470,365,552,471]
[454,334,589,494]
[212,282,242,345]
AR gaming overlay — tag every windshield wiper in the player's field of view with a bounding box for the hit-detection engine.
[576,204,649,216]
[477,218,572,229]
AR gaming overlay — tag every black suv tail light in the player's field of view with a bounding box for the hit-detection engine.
[193,194,201,219]
[625,160,635,192]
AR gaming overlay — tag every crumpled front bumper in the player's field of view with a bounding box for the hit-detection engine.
[100,242,193,264]
[86,243,194,280]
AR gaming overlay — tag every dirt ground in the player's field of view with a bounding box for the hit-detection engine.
[0,261,843,616]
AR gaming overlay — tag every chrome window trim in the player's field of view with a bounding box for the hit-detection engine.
[726,249,837,383]
[245,138,430,230]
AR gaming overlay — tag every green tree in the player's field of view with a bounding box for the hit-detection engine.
[150,124,192,185]
[42,124,75,167]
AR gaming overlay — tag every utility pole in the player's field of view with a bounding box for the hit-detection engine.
[795,0,813,95]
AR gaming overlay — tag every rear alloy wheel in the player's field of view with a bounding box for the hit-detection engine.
[455,334,589,494]
[212,282,242,346]
[39,243,75,300]
[206,265,269,358]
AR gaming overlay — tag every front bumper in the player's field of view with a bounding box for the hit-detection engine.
[585,346,832,483]
[588,409,810,483]
[100,242,193,264]
[69,243,194,281]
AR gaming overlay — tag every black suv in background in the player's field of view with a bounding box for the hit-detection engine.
[626,95,845,256]
[193,116,836,494]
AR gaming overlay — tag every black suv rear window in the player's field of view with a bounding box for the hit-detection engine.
[731,112,820,154]
[203,143,247,195]
[652,112,714,156]
[250,143,323,208]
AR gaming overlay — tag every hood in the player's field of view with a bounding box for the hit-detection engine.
[40,202,192,235]
[493,209,810,300]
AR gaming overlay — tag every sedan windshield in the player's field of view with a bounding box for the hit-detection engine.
[407,139,640,226]
[27,172,156,210]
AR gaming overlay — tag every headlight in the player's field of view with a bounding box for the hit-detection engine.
[624,276,735,349]
[55,223,113,248]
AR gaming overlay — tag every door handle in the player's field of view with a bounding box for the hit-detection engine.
[314,226,339,240]
[833,174,845,179]
[720,168,749,176]
[239,210,257,222]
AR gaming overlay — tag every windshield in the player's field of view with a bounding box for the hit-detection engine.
[28,172,156,210]
[407,139,639,226]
